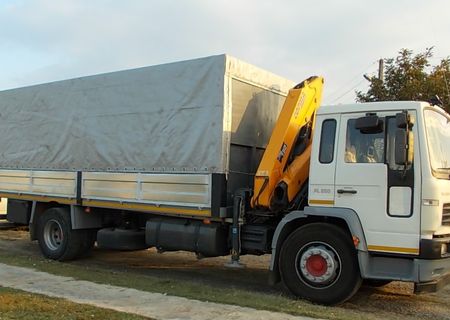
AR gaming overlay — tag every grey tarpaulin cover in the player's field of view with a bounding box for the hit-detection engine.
[0,55,294,173]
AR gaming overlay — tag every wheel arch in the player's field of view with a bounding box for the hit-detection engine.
[269,206,368,285]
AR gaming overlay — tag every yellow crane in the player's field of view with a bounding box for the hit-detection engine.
[251,76,324,211]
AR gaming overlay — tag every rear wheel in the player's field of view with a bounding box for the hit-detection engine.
[36,207,91,261]
[279,223,362,305]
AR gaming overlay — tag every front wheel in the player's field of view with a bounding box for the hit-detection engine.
[279,223,362,305]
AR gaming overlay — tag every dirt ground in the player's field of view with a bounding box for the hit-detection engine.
[0,225,449,319]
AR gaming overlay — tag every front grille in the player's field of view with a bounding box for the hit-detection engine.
[443,203,450,226]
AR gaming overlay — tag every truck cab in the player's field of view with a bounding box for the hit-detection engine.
[271,101,450,304]
[310,101,450,257]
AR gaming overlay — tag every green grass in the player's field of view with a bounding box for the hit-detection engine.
[0,251,382,320]
[0,286,151,320]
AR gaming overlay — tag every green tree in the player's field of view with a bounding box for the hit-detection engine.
[356,48,450,113]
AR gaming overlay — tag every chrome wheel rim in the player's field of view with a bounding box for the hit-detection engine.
[43,219,64,251]
[295,241,341,288]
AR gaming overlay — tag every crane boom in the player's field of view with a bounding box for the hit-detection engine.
[251,76,324,210]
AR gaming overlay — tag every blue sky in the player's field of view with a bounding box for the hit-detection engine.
[1,0,449,104]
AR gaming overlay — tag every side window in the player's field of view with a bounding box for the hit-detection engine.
[319,119,337,163]
[345,119,385,163]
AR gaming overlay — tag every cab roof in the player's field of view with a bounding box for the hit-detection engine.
[318,101,430,116]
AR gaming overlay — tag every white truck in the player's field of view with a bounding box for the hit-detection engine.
[1,55,449,305]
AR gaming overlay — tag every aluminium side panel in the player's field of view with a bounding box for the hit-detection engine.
[0,169,77,199]
[82,172,211,208]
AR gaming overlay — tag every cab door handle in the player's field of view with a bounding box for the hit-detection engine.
[337,189,357,194]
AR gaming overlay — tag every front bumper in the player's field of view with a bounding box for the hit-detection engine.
[414,236,450,293]
[358,236,450,293]
[414,256,450,292]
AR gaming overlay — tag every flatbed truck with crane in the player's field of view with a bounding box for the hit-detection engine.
[1,55,450,305]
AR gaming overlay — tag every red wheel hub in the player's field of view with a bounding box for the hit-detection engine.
[305,254,327,277]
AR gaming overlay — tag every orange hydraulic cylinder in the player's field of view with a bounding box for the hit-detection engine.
[279,143,312,204]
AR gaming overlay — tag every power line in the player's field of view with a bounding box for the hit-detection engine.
[329,58,386,104]
[330,78,367,104]
[325,61,377,102]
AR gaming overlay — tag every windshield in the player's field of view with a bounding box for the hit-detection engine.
[424,109,450,179]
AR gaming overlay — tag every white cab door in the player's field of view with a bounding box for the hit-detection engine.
[334,112,420,256]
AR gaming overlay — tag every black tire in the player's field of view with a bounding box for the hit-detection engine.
[363,279,392,287]
[279,223,362,305]
[36,207,86,261]
[77,229,97,258]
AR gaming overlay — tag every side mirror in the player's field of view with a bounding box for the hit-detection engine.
[355,114,383,134]
[395,111,414,166]
[395,129,414,166]
[396,111,414,129]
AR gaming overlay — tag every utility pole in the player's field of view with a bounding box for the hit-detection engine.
[378,58,384,82]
